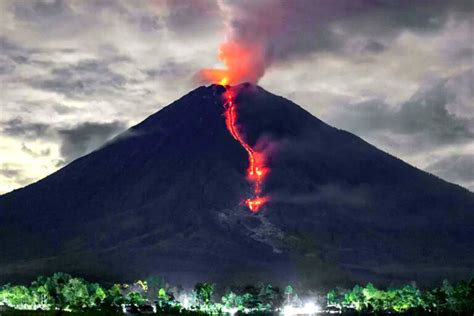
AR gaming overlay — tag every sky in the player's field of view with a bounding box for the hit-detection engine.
[0,0,473,194]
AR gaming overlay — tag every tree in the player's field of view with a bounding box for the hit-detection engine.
[391,284,423,312]
[222,291,244,311]
[284,285,294,304]
[105,284,128,308]
[344,284,365,311]
[0,285,35,309]
[327,290,337,306]
[194,283,214,306]
[443,280,473,314]
[258,284,283,311]
[88,283,106,307]
[156,287,170,308]
[61,278,91,311]
[30,281,51,309]
[145,276,167,303]
[126,291,147,307]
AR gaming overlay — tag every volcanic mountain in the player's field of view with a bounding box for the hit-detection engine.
[0,83,473,288]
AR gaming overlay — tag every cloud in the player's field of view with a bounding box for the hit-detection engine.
[0,163,36,187]
[329,69,474,150]
[199,0,473,83]
[146,60,195,80]
[28,59,128,98]
[271,183,371,207]
[161,0,221,35]
[0,164,21,179]
[2,118,50,139]
[320,69,473,190]
[21,143,50,158]
[57,121,127,164]
[426,154,474,191]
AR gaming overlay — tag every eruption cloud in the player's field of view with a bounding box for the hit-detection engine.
[198,1,284,85]
[198,1,287,211]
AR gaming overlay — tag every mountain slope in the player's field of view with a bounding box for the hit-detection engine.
[0,83,473,288]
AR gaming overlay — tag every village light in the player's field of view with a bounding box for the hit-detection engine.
[302,302,320,314]
[282,302,321,315]
[222,306,238,315]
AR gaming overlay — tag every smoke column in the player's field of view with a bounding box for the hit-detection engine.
[198,1,285,85]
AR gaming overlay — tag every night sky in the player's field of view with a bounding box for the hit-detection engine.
[0,0,473,194]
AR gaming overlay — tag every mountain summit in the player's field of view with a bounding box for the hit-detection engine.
[1,83,473,288]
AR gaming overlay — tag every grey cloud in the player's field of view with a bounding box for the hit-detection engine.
[227,0,473,65]
[0,36,35,66]
[29,59,128,97]
[394,80,473,144]
[13,0,70,21]
[21,143,51,158]
[146,61,194,80]
[363,40,385,54]
[0,164,21,179]
[0,57,16,75]
[2,118,50,139]
[427,154,474,191]
[272,183,371,208]
[57,121,127,164]
[0,163,36,187]
[163,0,221,35]
[9,0,164,39]
[330,70,474,149]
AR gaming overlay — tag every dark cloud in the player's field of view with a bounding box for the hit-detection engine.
[199,0,473,83]
[13,0,70,21]
[364,40,385,54]
[2,118,50,139]
[0,163,36,187]
[0,36,35,66]
[162,0,221,35]
[21,143,50,158]
[427,154,474,191]
[0,164,21,179]
[57,121,127,163]
[329,69,474,149]
[0,57,16,75]
[395,81,472,143]
[225,0,473,65]
[29,59,128,97]
[10,0,165,39]
[146,60,194,80]
[272,183,371,207]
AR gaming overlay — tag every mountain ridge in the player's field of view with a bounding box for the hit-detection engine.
[0,83,472,288]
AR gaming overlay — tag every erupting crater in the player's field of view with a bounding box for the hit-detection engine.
[222,86,269,212]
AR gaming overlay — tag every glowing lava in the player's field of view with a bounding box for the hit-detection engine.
[223,88,269,212]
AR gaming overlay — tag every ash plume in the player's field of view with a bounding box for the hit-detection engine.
[196,0,471,85]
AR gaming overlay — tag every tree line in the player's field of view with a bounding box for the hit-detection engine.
[327,280,474,314]
[0,272,473,314]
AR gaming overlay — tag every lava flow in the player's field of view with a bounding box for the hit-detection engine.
[223,87,269,212]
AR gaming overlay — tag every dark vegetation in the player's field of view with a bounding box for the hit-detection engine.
[1,273,473,314]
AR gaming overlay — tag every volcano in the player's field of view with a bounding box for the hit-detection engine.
[0,83,473,288]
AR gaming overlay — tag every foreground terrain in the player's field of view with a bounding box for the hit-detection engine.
[1,273,473,315]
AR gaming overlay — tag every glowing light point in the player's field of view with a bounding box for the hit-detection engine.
[282,302,321,315]
[219,77,229,86]
[245,196,268,213]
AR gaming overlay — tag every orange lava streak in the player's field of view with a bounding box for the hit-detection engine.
[223,89,268,213]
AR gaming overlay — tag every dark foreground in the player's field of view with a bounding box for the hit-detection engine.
[1,273,473,315]
[2,310,474,316]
